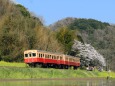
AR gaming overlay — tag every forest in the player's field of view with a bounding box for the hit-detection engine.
[0,0,115,71]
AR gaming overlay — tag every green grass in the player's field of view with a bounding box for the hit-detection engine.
[0,61,115,79]
[0,61,26,67]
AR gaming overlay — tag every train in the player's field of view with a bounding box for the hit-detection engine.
[24,50,80,69]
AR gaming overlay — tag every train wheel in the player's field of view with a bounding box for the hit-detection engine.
[43,64,48,68]
[56,64,60,69]
[35,63,42,68]
[73,66,77,70]
[28,64,32,67]
[65,65,69,69]
[47,64,50,68]
[28,63,35,68]
[61,65,64,69]
[58,65,61,69]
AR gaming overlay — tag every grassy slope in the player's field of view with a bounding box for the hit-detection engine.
[0,61,115,79]
[0,61,26,67]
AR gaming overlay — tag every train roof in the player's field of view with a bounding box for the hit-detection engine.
[37,50,64,55]
[24,49,64,55]
[24,49,80,59]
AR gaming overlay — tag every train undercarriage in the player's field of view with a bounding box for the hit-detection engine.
[27,62,78,69]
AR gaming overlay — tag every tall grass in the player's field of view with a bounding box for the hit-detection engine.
[0,61,115,79]
[0,67,115,79]
[0,61,26,67]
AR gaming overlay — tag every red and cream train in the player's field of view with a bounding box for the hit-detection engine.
[24,50,80,69]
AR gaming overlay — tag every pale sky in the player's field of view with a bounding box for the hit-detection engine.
[15,0,115,25]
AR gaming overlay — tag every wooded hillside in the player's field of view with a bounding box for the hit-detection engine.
[50,18,115,71]
[0,0,64,62]
[0,0,115,71]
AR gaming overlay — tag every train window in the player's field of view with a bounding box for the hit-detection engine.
[75,59,77,62]
[57,56,59,60]
[52,56,54,59]
[32,53,36,57]
[25,54,28,57]
[45,54,47,58]
[54,56,56,59]
[60,57,63,60]
[71,58,73,62]
[73,59,75,62]
[71,59,72,61]
[29,53,31,57]
[71,59,73,62]
[41,54,42,58]
[48,55,49,58]
[47,54,49,59]
[69,58,72,61]
[42,54,44,57]
[65,58,68,61]
[50,55,51,59]
[47,54,48,58]
[39,53,40,58]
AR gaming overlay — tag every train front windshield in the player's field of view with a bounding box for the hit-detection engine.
[24,53,36,58]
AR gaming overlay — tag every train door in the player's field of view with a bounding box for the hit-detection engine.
[28,52,34,62]
[28,53,32,62]
[24,53,29,63]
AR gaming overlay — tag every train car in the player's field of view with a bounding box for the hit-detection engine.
[24,50,80,69]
